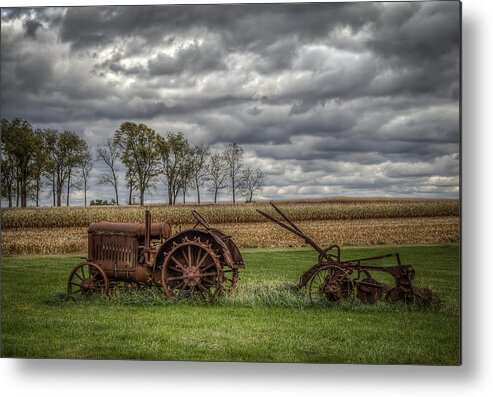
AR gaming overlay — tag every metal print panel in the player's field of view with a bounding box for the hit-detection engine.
[0,1,461,364]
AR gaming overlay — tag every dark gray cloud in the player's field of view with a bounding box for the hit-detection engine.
[57,3,379,51]
[368,2,460,64]
[147,41,227,76]
[24,18,42,37]
[0,2,460,204]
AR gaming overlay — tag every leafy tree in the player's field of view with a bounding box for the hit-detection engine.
[61,132,88,207]
[1,118,43,207]
[90,198,116,206]
[1,120,88,207]
[114,122,160,206]
[156,132,193,205]
[43,130,88,207]
[223,143,244,204]
[96,138,120,205]
[0,137,16,207]
[30,129,49,207]
[239,168,267,203]
[206,153,228,203]
[178,145,197,204]
[125,168,138,205]
[190,143,210,204]
[42,129,59,207]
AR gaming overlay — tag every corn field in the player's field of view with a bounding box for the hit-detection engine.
[2,199,459,229]
[1,199,459,255]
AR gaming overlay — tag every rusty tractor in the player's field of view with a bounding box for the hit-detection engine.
[257,202,439,306]
[67,210,244,300]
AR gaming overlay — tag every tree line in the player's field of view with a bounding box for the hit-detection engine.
[1,118,267,207]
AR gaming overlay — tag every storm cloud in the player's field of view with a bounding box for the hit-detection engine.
[0,2,460,204]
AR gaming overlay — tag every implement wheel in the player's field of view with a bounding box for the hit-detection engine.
[308,265,354,304]
[67,261,109,296]
[161,237,223,300]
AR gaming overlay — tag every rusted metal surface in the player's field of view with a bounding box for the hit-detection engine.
[88,221,171,240]
[68,210,243,300]
[257,202,440,306]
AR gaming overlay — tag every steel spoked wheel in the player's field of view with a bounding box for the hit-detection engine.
[67,262,109,296]
[162,237,223,300]
[308,265,354,304]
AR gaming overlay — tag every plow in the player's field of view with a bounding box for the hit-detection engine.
[257,202,440,306]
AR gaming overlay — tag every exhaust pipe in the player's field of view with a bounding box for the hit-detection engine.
[145,210,151,264]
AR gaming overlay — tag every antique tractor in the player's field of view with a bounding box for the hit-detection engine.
[67,210,244,300]
[257,202,439,306]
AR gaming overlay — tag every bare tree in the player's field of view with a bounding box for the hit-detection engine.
[223,143,244,204]
[179,156,195,204]
[65,136,88,207]
[96,138,120,205]
[81,149,93,207]
[206,153,228,203]
[190,143,210,204]
[67,173,83,207]
[239,168,267,203]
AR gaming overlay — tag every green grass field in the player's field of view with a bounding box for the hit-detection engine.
[1,245,460,364]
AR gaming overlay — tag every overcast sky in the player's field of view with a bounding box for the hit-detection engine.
[0,1,460,205]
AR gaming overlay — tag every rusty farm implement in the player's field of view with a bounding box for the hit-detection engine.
[67,203,438,306]
[257,202,439,306]
[67,210,244,300]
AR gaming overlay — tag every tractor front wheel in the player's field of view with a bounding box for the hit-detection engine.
[67,262,109,296]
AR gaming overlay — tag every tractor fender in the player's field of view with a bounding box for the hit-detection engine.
[154,228,244,270]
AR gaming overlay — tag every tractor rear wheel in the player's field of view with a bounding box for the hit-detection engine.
[161,237,223,301]
[222,268,239,293]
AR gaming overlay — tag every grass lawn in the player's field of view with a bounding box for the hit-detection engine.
[0,245,460,364]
